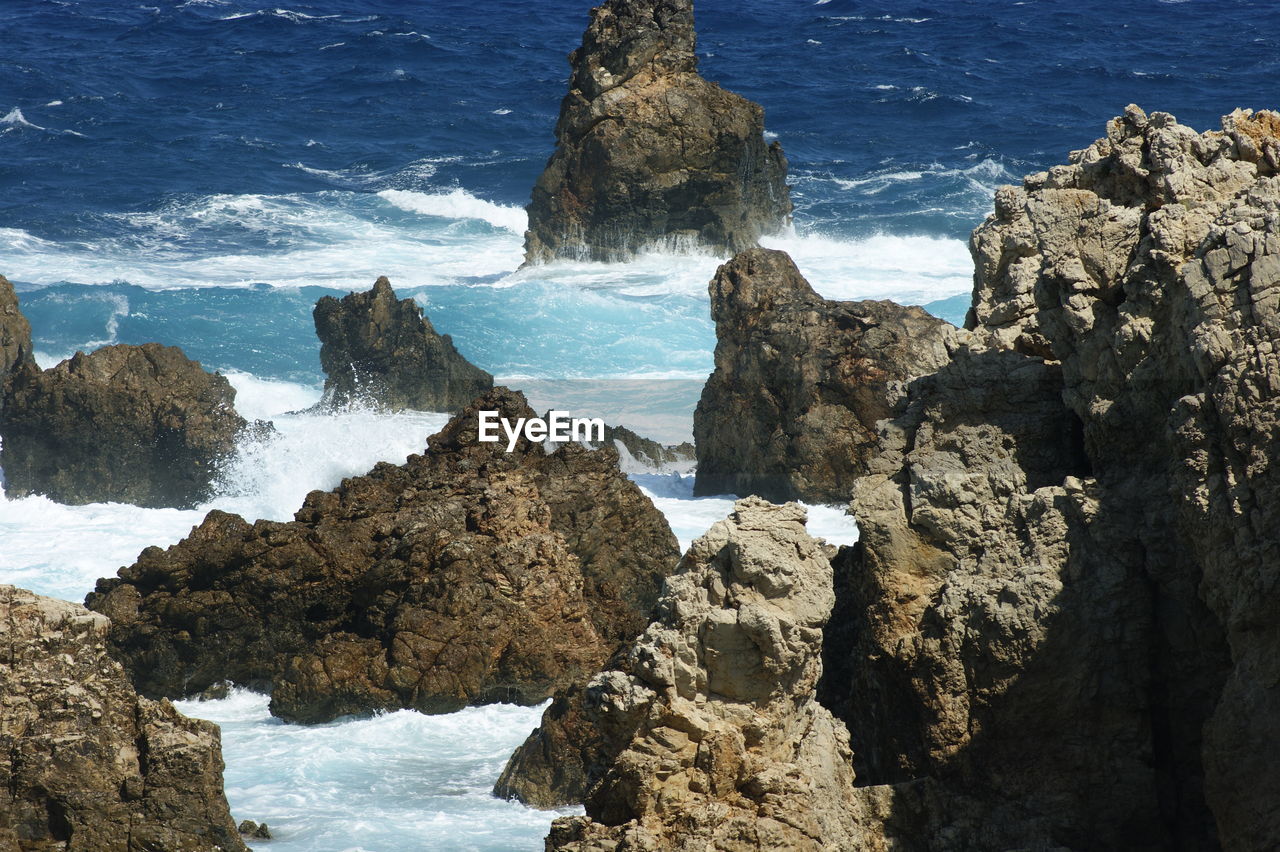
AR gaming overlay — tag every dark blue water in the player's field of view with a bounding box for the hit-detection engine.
[2,0,1277,381]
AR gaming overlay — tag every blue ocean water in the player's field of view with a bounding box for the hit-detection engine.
[1,1,1276,850]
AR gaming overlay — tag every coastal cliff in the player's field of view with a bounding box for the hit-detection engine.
[523,0,791,263]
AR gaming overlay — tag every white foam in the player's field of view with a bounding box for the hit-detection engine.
[1,107,43,130]
[378,188,527,234]
[174,691,572,852]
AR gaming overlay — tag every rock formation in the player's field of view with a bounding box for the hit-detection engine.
[543,498,865,851]
[810,106,1280,849]
[313,276,492,411]
[523,0,791,264]
[0,274,34,385]
[694,248,956,503]
[1,342,248,508]
[88,387,679,724]
[0,584,246,852]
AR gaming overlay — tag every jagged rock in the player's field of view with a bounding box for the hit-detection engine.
[549,420,695,473]
[694,248,957,503]
[237,820,270,840]
[313,276,492,411]
[1,342,248,508]
[0,274,34,385]
[965,104,1280,850]
[87,387,679,724]
[523,0,791,263]
[0,585,246,852]
[815,106,1280,850]
[538,498,865,850]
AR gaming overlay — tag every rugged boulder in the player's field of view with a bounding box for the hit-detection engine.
[544,498,865,851]
[0,273,34,384]
[694,248,956,503]
[523,0,791,263]
[0,585,246,852]
[87,387,679,724]
[313,276,492,411]
[1,342,248,508]
[810,106,1280,850]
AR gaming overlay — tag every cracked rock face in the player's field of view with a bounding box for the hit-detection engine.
[1,341,248,509]
[543,498,865,851]
[0,274,34,386]
[0,585,246,852]
[694,248,957,503]
[523,0,791,264]
[313,276,493,412]
[87,387,679,724]
[965,104,1280,850]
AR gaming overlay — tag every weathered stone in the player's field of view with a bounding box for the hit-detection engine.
[0,585,246,852]
[87,387,679,724]
[0,274,34,386]
[313,276,492,411]
[1,342,248,508]
[537,498,866,850]
[694,248,957,503]
[523,0,790,263]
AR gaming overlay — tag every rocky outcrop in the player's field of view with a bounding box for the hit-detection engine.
[1,342,248,508]
[808,106,1280,850]
[694,248,956,503]
[313,276,492,411]
[0,585,246,852]
[523,0,791,263]
[0,274,34,385]
[544,498,866,851]
[87,387,679,724]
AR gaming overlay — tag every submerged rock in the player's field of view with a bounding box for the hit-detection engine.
[523,0,791,263]
[1,342,248,508]
[313,276,492,411]
[0,584,246,852]
[694,248,956,503]
[544,498,865,851]
[88,387,679,724]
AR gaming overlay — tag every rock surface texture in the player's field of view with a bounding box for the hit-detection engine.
[1,342,247,508]
[544,498,865,851]
[88,387,679,724]
[694,248,956,503]
[313,276,492,411]
[0,274,34,385]
[809,106,1280,850]
[523,0,791,263]
[0,585,246,852]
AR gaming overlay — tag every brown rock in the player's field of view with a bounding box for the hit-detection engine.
[0,584,246,852]
[694,248,957,503]
[87,387,679,724]
[313,276,492,411]
[1,342,248,508]
[544,498,866,851]
[0,273,34,385]
[523,0,791,264]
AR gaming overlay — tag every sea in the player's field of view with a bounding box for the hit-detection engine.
[0,1,1274,849]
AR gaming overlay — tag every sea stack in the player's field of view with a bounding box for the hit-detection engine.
[523,0,791,264]
[0,274,34,385]
[1,341,248,508]
[545,499,864,851]
[313,276,493,411]
[0,585,246,852]
[88,387,680,724]
[693,248,956,502]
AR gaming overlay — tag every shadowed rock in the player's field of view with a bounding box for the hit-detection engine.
[0,585,246,852]
[694,248,956,503]
[1,342,247,508]
[313,276,492,411]
[88,387,680,724]
[523,0,791,263]
[0,274,33,386]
